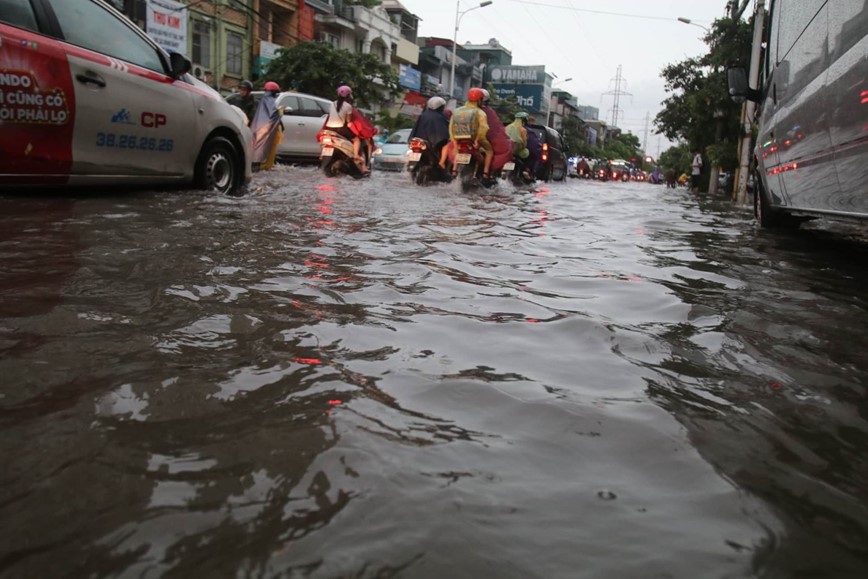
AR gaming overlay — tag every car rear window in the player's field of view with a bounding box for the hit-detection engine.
[386,131,409,144]
[0,0,39,31]
[527,127,545,141]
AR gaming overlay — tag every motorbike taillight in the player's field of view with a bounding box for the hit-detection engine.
[409,138,427,152]
[457,141,474,153]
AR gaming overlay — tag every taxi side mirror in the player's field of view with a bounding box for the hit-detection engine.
[283,108,294,115]
[169,53,192,80]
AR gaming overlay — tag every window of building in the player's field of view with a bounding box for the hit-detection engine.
[226,30,243,75]
[192,20,211,68]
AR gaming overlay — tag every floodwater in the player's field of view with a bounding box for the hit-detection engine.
[1,168,867,578]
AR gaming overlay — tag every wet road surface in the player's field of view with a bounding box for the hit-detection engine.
[2,168,867,578]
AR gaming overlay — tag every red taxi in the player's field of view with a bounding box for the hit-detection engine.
[0,0,251,194]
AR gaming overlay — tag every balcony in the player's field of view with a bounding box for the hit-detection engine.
[316,5,355,30]
[305,0,333,14]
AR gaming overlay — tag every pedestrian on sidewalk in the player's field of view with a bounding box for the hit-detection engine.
[691,150,703,193]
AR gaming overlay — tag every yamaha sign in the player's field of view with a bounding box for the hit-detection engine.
[488,65,546,84]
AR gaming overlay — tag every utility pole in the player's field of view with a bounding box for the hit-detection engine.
[602,65,631,129]
[641,111,650,152]
[734,0,765,204]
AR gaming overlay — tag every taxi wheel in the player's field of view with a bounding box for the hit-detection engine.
[196,137,239,195]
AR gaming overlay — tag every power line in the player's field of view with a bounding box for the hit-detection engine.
[504,0,701,23]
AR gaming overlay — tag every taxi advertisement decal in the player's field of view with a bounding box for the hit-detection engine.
[0,69,70,124]
[0,28,75,182]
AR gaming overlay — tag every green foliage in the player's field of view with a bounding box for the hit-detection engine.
[706,141,739,169]
[604,132,643,163]
[658,144,691,174]
[374,109,415,133]
[263,41,400,108]
[345,0,382,7]
[560,116,585,157]
[654,16,754,163]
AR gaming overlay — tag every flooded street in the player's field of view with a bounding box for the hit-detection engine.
[2,168,867,578]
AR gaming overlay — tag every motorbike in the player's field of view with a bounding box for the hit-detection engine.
[319,129,371,179]
[453,139,500,193]
[407,137,452,185]
[504,156,535,187]
[594,167,609,181]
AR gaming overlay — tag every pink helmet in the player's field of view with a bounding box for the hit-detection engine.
[263,81,280,92]
[337,85,352,98]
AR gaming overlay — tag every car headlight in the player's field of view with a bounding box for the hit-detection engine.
[372,148,383,156]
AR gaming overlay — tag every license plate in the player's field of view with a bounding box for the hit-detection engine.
[503,162,515,171]
[321,147,334,157]
[408,152,421,162]
[456,153,472,165]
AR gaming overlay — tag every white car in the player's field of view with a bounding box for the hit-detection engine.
[226,90,334,161]
[371,129,412,172]
[0,0,252,194]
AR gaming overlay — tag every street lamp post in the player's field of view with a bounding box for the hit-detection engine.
[450,1,493,100]
[677,17,710,35]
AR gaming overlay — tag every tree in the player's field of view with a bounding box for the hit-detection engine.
[374,109,415,134]
[604,132,643,162]
[658,144,691,175]
[263,42,401,109]
[560,116,586,157]
[654,17,754,180]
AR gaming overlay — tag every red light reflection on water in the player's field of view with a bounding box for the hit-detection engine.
[293,357,322,365]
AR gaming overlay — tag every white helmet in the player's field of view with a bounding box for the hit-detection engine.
[481,88,491,102]
[427,96,447,110]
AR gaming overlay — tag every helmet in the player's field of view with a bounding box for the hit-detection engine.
[263,81,280,92]
[467,87,484,102]
[337,85,352,98]
[238,80,253,90]
[481,88,490,102]
[427,96,446,110]
[515,111,529,120]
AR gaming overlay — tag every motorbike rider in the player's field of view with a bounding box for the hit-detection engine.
[445,87,493,180]
[325,85,367,173]
[505,111,532,178]
[410,96,451,168]
[237,79,256,125]
[479,89,513,175]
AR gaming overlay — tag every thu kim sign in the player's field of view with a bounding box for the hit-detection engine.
[147,0,187,55]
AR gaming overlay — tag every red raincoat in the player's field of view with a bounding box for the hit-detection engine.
[482,105,513,172]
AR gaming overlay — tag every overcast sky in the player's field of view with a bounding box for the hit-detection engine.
[397,0,734,155]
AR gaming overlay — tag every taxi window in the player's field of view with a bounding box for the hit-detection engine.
[0,0,39,31]
[49,0,165,73]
